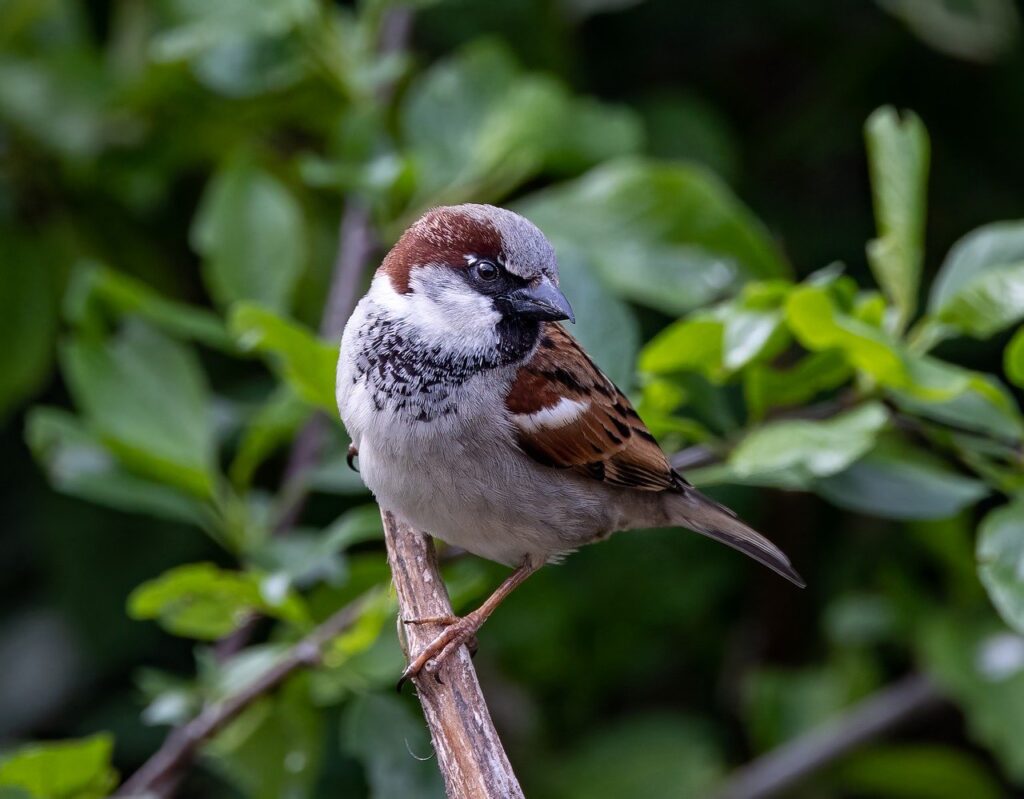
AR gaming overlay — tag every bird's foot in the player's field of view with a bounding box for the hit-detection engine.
[346,443,359,472]
[396,610,483,692]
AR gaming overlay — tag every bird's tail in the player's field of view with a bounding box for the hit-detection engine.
[666,486,805,587]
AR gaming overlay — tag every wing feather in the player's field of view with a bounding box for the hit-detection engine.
[507,324,676,492]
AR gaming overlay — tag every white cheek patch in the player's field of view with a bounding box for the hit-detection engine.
[368,268,500,352]
[515,397,589,432]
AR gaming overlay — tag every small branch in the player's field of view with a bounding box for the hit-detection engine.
[262,198,378,539]
[213,3,413,662]
[711,673,944,799]
[262,3,413,533]
[382,511,525,799]
[115,598,366,798]
[320,202,376,343]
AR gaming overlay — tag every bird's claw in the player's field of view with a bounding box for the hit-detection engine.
[395,612,482,693]
[346,443,359,472]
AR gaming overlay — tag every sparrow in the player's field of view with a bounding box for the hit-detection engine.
[336,204,804,686]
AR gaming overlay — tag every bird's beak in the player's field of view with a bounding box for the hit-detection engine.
[501,278,575,323]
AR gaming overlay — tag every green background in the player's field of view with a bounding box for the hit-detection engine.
[2,1,1024,797]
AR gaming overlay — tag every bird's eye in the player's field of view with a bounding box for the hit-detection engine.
[473,259,501,282]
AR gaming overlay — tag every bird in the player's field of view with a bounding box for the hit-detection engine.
[336,204,804,686]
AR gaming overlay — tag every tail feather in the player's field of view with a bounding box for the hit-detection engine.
[669,487,805,588]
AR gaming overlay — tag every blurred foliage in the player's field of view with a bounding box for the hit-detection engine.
[2,0,1024,797]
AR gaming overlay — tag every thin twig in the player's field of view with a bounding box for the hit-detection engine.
[321,202,376,343]
[711,673,945,799]
[213,3,413,662]
[262,4,413,534]
[382,512,525,799]
[115,598,366,798]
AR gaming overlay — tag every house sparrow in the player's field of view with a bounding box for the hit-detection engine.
[337,204,803,685]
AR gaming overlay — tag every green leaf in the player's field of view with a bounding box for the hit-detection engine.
[743,666,857,751]
[151,0,317,61]
[322,587,394,669]
[552,95,645,175]
[539,714,723,799]
[834,745,1003,799]
[920,615,1024,781]
[64,262,235,352]
[0,735,117,799]
[0,56,110,159]
[785,284,908,387]
[151,0,316,97]
[25,407,209,525]
[639,317,724,380]
[320,504,384,550]
[229,303,337,413]
[250,530,348,590]
[0,234,58,423]
[931,222,1024,307]
[876,0,1020,62]
[823,593,899,648]
[864,106,930,332]
[744,351,852,420]
[61,323,217,497]
[721,308,784,371]
[342,694,446,799]
[402,41,641,205]
[556,246,640,389]
[934,263,1024,338]
[638,91,740,182]
[640,283,790,381]
[889,357,1023,441]
[815,438,988,520]
[729,403,889,488]
[927,220,1024,337]
[128,563,309,640]
[1006,326,1024,387]
[193,160,306,313]
[978,501,1024,636]
[309,449,371,496]
[206,678,323,799]
[230,387,310,488]
[250,505,382,590]
[518,158,789,315]
[788,281,992,407]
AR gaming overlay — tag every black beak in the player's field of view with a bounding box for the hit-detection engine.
[500,278,575,323]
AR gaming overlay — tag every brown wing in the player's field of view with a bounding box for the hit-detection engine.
[506,323,676,492]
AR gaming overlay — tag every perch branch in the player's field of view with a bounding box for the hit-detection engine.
[382,511,525,799]
[115,598,366,798]
[711,673,945,799]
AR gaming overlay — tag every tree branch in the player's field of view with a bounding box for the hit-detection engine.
[382,511,525,799]
[115,598,366,798]
[711,673,945,799]
[214,3,413,661]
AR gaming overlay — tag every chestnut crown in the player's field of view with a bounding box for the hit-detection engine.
[379,204,573,324]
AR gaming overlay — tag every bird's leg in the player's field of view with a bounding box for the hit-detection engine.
[397,557,539,689]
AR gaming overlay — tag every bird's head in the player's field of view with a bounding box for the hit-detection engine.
[371,204,573,357]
